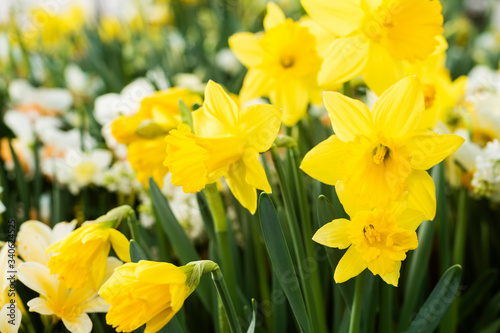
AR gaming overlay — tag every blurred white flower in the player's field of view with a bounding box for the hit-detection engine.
[472,140,500,201]
[64,64,103,97]
[215,48,241,75]
[55,149,113,195]
[173,73,205,94]
[102,160,141,194]
[9,79,73,113]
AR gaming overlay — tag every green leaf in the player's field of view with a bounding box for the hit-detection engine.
[149,178,199,262]
[407,264,462,333]
[8,140,30,221]
[316,195,338,228]
[148,178,212,313]
[400,219,435,329]
[258,193,311,333]
[130,240,149,263]
[178,99,194,130]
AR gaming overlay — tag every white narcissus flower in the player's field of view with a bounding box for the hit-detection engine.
[16,220,77,265]
[58,149,113,195]
[16,220,123,333]
[18,257,122,333]
[8,79,73,114]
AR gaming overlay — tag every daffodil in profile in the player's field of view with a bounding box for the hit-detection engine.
[313,184,424,286]
[301,0,444,95]
[46,206,133,290]
[301,77,464,219]
[111,87,202,186]
[164,80,281,213]
[99,261,189,333]
[229,3,322,126]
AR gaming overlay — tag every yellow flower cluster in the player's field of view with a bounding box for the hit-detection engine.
[304,77,464,285]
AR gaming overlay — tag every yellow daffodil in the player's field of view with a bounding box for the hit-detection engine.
[313,184,424,286]
[301,77,464,219]
[164,81,281,213]
[301,0,444,95]
[18,257,122,333]
[111,87,202,186]
[99,261,190,333]
[46,206,133,290]
[229,3,322,126]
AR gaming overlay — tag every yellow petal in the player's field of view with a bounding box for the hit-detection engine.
[204,81,239,133]
[312,219,351,249]
[335,181,361,217]
[145,308,175,333]
[407,170,436,220]
[136,261,187,284]
[228,32,265,68]
[164,125,209,193]
[239,104,281,152]
[109,229,131,263]
[363,42,405,96]
[300,135,349,185]
[243,150,271,193]
[318,36,369,87]
[192,107,227,137]
[323,91,373,141]
[264,2,286,31]
[334,246,367,283]
[269,78,309,127]
[371,76,424,138]
[397,208,425,231]
[378,261,401,287]
[225,161,257,214]
[301,0,364,36]
[239,68,274,104]
[406,131,464,170]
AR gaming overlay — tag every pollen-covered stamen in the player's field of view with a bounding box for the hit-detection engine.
[372,144,390,164]
[363,224,381,244]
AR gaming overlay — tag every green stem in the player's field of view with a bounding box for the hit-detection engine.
[212,268,243,333]
[379,284,393,333]
[343,81,352,98]
[204,183,241,316]
[349,272,365,333]
[249,216,273,329]
[289,147,327,333]
[270,147,321,333]
[452,188,467,265]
